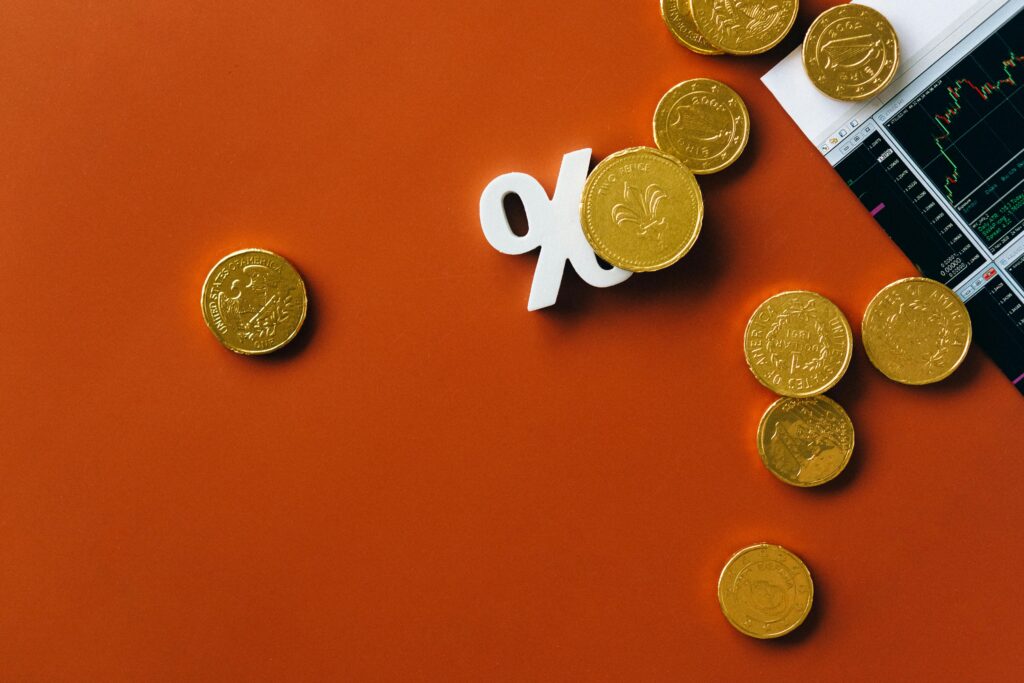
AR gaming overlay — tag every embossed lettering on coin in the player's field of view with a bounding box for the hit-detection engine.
[661,0,723,55]
[654,78,750,175]
[201,248,308,355]
[744,291,853,397]
[757,395,854,487]
[862,277,972,385]
[689,0,799,56]
[803,5,900,102]
[580,147,703,272]
[718,543,814,639]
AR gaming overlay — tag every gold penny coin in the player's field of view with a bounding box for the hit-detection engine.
[803,4,900,102]
[201,248,308,355]
[757,395,854,487]
[661,0,723,55]
[744,291,853,397]
[862,277,972,385]
[689,0,799,56]
[654,78,750,175]
[580,147,703,273]
[718,543,814,639]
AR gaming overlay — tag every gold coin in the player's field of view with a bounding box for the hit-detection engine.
[757,395,854,487]
[744,291,853,397]
[718,543,814,639]
[862,277,972,385]
[689,0,798,56]
[201,248,308,355]
[803,4,900,102]
[580,147,703,273]
[653,78,750,175]
[661,0,723,55]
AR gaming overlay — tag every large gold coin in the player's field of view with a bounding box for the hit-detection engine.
[803,4,900,102]
[689,0,798,56]
[653,78,750,175]
[201,248,308,355]
[862,277,972,385]
[757,395,854,487]
[744,291,853,397]
[580,147,703,273]
[718,543,813,639]
[661,0,723,56]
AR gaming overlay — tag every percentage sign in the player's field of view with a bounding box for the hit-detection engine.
[480,149,632,311]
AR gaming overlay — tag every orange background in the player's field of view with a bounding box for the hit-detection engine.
[2,0,1022,679]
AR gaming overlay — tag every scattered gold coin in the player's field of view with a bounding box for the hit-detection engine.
[757,395,854,487]
[803,4,900,102]
[654,78,750,175]
[862,277,972,385]
[201,248,308,355]
[718,543,814,639]
[689,0,799,56]
[744,291,853,397]
[580,147,703,273]
[661,0,723,55]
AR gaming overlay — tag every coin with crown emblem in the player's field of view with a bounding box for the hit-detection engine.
[654,78,750,175]
[757,395,854,487]
[689,0,799,56]
[580,147,703,272]
[862,277,972,385]
[803,4,900,102]
[661,0,723,55]
[744,291,853,397]
[718,543,814,639]
[201,248,308,355]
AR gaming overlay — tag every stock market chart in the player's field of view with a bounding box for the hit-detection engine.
[885,9,1024,252]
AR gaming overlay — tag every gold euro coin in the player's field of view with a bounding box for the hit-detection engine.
[201,248,308,355]
[689,0,799,56]
[744,291,853,397]
[718,543,814,639]
[803,4,900,102]
[654,78,750,175]
[580,147,703,272]
[661,0,723,55]
[862,277,972,385]
[757,395,854,487]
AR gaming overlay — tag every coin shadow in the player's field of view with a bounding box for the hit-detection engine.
[250,278,319,362]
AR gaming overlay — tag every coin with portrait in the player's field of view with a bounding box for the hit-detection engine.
[757,395,854,487]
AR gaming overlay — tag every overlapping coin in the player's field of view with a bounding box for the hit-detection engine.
[718,543,814,639]
[201,248,308,355]
[689,0,799,56]
[580,147,704,272]
[803,5,900,102]
[757,395,854,487]
[744,291,853,397]
[654,78,750,175]
[661,0,722,55]
[862,277,972,385]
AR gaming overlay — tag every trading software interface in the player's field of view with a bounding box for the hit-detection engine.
[828,3,1024,393]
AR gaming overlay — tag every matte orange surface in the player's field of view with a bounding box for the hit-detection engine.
[2,1,1022,679]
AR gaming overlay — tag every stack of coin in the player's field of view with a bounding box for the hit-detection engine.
[663,0,799,56]
[802,5,900,102]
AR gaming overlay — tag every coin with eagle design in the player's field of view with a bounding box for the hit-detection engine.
[689,0,799,55]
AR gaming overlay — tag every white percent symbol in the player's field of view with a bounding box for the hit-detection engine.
[480,149,632,311]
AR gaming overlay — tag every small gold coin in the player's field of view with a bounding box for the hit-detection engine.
[580,147,703,273]
[654,78,750,175]
[718,543,814,639]
[201,248,308,355]
[757,395,854,487]
[661,0,723,55]
[862,277,972,385]
[803,4,900,102]
[689,0,798,56]
[744,291,853,397]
